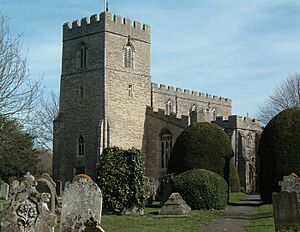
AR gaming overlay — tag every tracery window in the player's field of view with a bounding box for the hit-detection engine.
[78,135,85,156]
[160,129,173,169]
[166,100,173,115]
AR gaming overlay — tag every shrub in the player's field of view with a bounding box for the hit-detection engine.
[174,169,228,209]
[259,107,300,203]
[167,122,233,179]
[229,158,240,192]
[96,147,145,214]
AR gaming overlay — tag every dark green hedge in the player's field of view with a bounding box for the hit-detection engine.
[96,147,145,214]
[229,158,240,192]
[167,122,233,179]
[174,169,228,209]
[259,107,300,203]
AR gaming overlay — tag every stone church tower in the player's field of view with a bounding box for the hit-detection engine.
[53,12,151,182]
[53,11,262,193]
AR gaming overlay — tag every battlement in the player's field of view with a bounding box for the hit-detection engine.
[146,106,189,128]
[214,115,262,132]
[151,82,232,106]
[63,12,151,42]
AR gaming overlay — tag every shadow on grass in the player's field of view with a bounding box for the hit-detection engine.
[228,202,265,207]
[252,212,273,220]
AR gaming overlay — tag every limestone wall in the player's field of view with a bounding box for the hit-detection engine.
[104,11,151,149]
[144,107,188,179]
[152,83,232,119]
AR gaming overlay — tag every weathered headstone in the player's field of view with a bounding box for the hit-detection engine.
[281,173,300,203]
[0,181,9,200]
[0,172,57,232]
[159,192,191,215]
[60,174,105,232]
[272,191,300,231]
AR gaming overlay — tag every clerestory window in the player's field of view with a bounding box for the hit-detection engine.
[166,100,173,115]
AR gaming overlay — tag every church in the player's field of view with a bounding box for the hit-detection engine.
[53,10,262,193]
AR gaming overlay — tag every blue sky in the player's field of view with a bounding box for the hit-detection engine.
[1,0,300,118]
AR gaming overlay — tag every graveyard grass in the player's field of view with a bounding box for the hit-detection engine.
[246,204,275,232]
[53,193,245,232]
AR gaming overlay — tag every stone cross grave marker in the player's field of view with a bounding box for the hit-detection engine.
[272,191,300,231]
[0,181,9,200]
[60,174,105,232]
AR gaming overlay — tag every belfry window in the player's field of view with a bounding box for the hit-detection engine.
[80,43,87,68]
[123,44,134,68]
[160,129,173,170]
[78,135,85,156]
[166,100,173,115]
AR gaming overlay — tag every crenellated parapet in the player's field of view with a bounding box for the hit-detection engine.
[214,115,262,132]
[63,11,151,43]
[151,82,232,106]
[146,106,189,128]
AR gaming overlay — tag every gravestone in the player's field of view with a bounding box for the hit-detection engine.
[272,191,300,231]
[0,181,9,200]
[0,172,57,232]
[281,173,300,203]
[60,174,105,232]
[159,192,191,215]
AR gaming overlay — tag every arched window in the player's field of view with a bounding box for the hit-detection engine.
[211,108,217,121]
[78,135,85,156]
[123,43,134,68]
[190,104,197,124]
[246,133,252,147]
[160,129,173,169]
[165,100,173,115]
[80,43,87,68]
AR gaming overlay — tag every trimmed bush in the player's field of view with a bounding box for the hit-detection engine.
[168,122,233,179]
[229,158,240,192]
[259,107,300,203]
[174,169,228,209]
[96,147,145,214]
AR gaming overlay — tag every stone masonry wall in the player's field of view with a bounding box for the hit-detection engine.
[152,83,232,119]
[53,14,106,182]
[145,107,189,180]
[104,12,151,149]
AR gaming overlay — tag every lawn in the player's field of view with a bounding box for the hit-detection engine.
[229,192,246,204]
[13,193,247,232]
[101,203,222,232]
[246,204,275,232]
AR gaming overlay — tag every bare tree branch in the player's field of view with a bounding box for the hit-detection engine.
[0,14,41,118]
[257,73,300,124]
[27,91,59,150]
